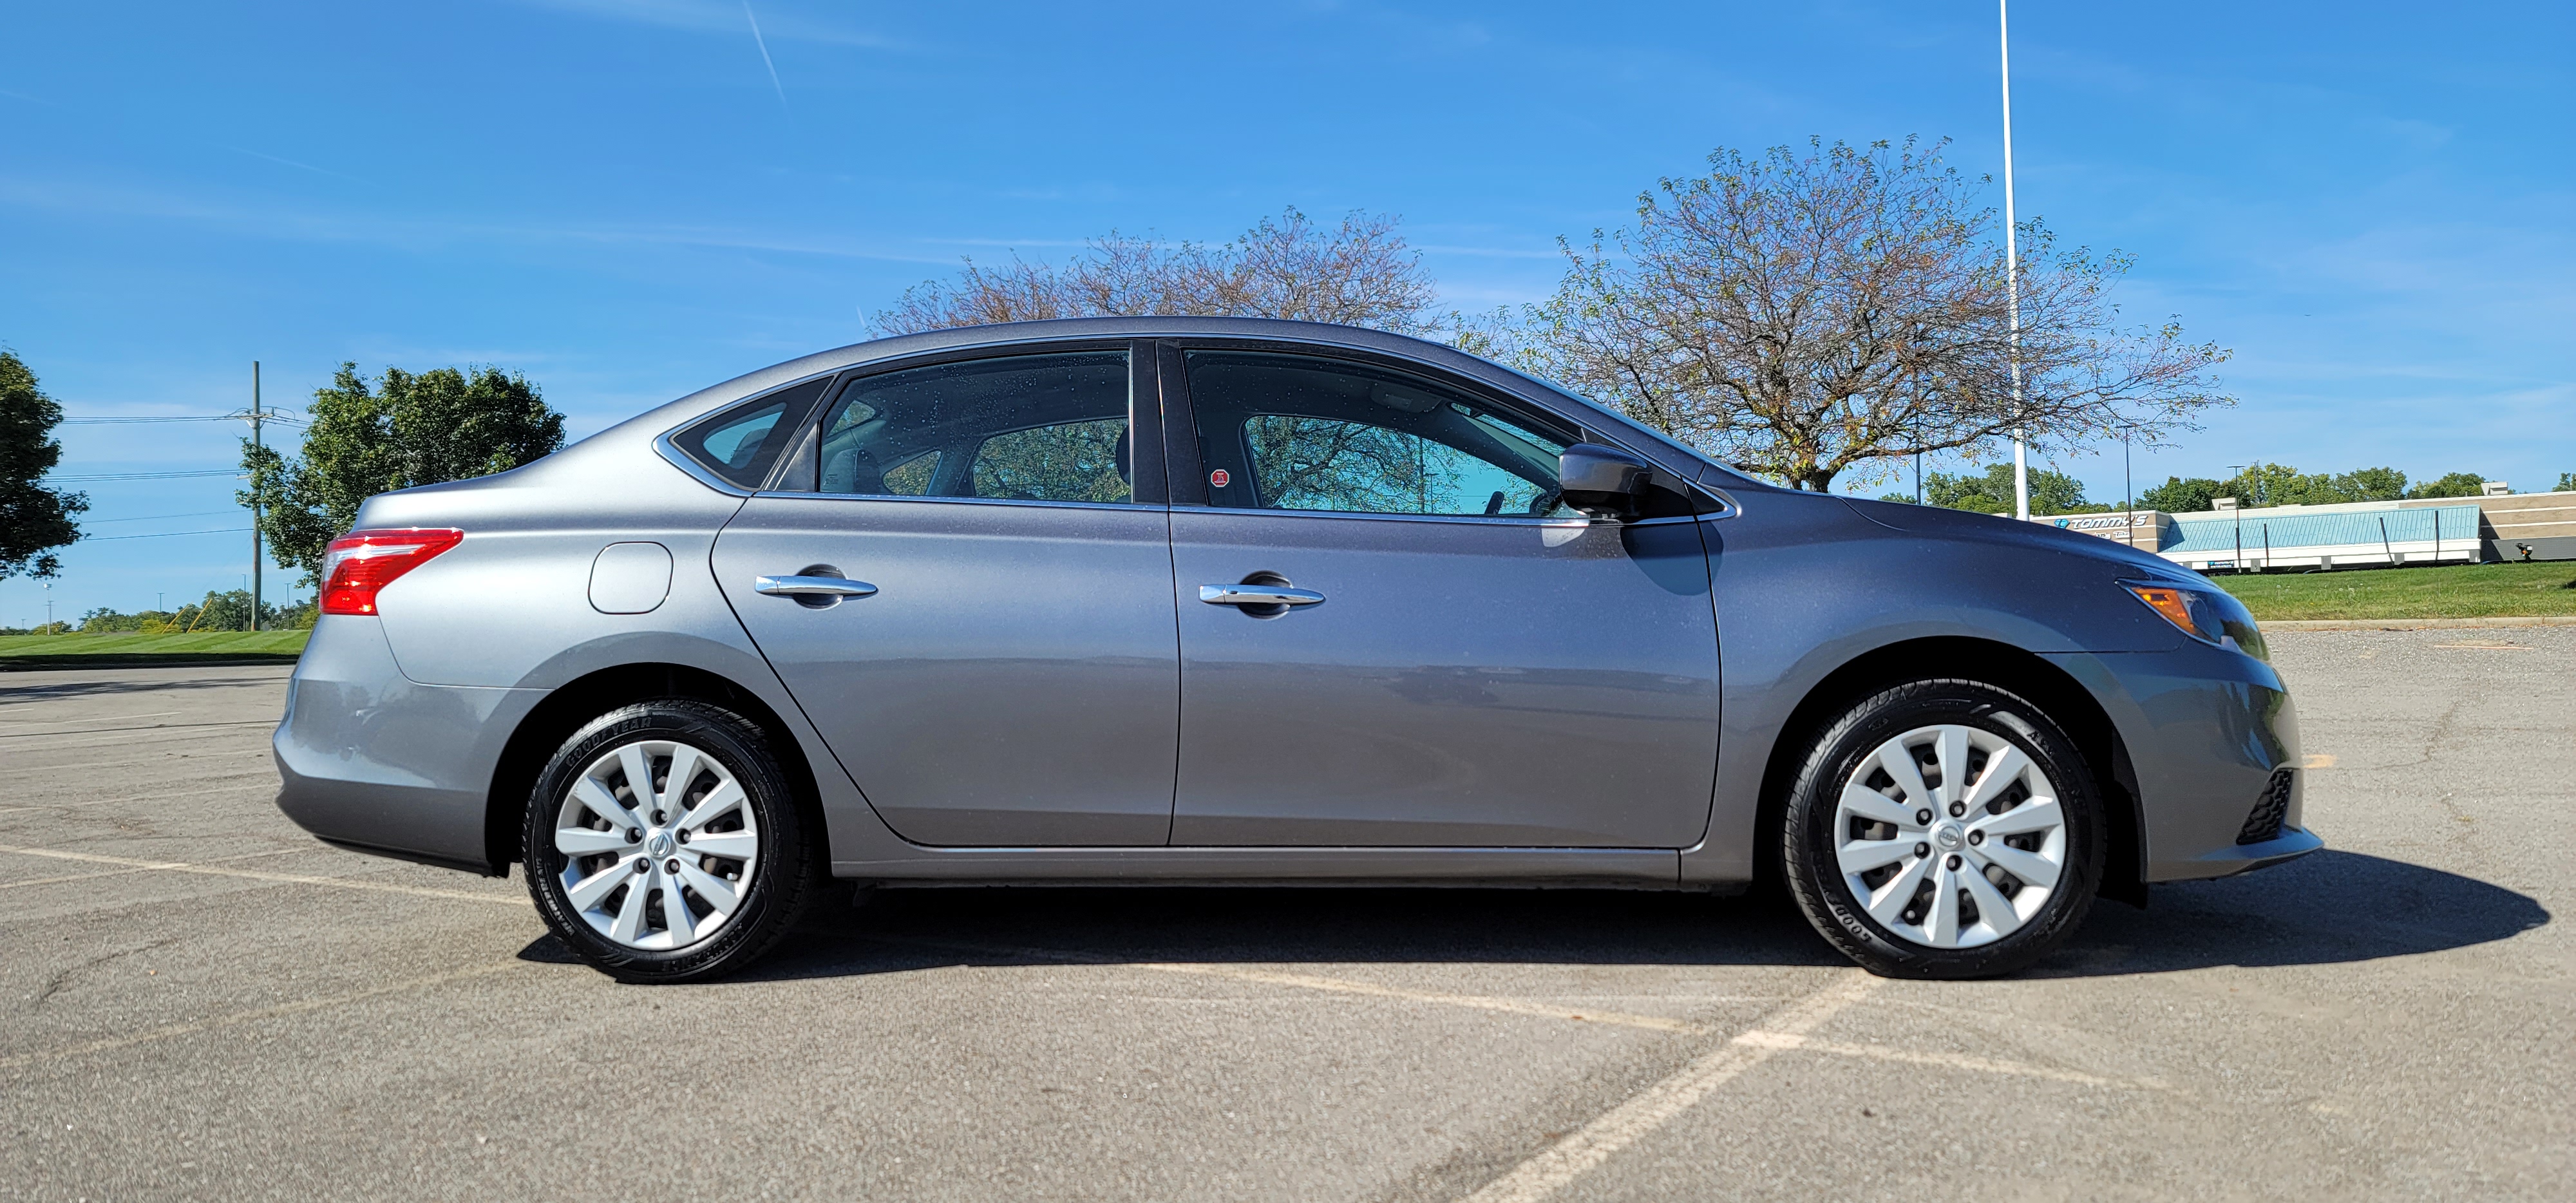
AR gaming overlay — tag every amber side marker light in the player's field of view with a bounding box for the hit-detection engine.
[2124,582,2215,641]
[319,529,464,616]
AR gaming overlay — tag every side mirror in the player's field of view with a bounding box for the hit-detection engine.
[1558,443,1651,520]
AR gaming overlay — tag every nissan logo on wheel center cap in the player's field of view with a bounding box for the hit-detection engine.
[646,833,675,858]
[1933,824,1966,851]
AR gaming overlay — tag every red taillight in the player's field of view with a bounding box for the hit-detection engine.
[319,529,464,616]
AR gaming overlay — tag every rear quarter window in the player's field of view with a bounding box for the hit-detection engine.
[670,375,834,489]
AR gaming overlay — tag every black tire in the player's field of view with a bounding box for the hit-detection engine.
[1781,679,2103,980]
[524,699,820,983]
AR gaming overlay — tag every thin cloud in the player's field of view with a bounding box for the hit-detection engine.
[741,3,790,110]
[220,145,366,184]
[0,173,958,264]
[514,0,900,50]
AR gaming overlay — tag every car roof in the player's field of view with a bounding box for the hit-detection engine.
[623,317,1744,489]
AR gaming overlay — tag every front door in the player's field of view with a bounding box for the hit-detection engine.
[1167,349,1721,848]
[714,346,1179,847]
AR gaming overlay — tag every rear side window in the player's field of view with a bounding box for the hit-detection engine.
[814,351,1135,504]
[671,376,834,489]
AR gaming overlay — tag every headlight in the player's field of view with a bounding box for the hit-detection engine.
[2123,580,2268,661]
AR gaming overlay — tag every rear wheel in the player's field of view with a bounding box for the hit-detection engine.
[1782,679,2103,979]
[524,700,819,983]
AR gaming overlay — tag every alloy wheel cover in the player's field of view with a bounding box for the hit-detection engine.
[1831,723,2069,950]
[551,739,761,951]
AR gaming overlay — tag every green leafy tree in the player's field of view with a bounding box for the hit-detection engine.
[875,207,1444,337]
[2140,476,2226,513]
[2557,471,2575,492]
[1475,138,2231,491]
[2329,466,2410,502]
[2406,471,2489,499]
[244,364,564,582]
[1922,464,2101,515]
[1,351,89,580]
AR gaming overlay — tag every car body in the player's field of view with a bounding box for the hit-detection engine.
[272,317,2318,978]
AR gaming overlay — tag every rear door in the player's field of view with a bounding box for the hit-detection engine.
[712,345,1180,846]
[1164,346,1721,848]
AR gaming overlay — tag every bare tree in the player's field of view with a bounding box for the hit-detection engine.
[1475,138,2231,492]
[872,207,1443,337]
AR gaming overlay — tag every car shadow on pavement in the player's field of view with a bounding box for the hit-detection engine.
[2036,849,2549,976]
[515,849,2544,983]
[740,886,1855,983]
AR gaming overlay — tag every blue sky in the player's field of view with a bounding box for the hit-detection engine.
[4,1,2570,624]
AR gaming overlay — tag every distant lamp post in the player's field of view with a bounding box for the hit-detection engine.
[2000,0,2029,522]
[2122,424,2136,547]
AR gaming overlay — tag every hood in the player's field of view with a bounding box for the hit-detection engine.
[1839,496,2195,582]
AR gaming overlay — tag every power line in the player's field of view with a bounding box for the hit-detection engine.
[80,527,253,542]
[60,413,305,426]
[80,509,245,524]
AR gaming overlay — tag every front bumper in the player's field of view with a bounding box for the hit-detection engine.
[2043,641,2321,884]
[273,615,542,873]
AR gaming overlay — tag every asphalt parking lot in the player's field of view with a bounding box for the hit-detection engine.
[3,627,2568,1201]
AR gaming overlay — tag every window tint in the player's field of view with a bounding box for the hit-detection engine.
[1185,351,1574,517]
[672,375,832,489]
[816,352,1134,504]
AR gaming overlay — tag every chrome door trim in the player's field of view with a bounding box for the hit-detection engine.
[1199,583,1325,607]
[1182,506,1714,529]
[751,491,1166,513]
[753,574,879,598]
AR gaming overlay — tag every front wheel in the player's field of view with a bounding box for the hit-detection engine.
[1781,679,2104,980]
[525,699,819,983]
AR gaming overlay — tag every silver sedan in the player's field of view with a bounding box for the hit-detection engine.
[272,317,2316,982]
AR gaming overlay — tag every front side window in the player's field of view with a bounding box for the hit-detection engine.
[1186,351,1574,517]
[814,351,1133,504]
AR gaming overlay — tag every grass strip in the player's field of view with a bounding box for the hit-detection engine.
[0,630,309,669]
[2211,561,2576,621]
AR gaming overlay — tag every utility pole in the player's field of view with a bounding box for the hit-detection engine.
[2123,426,2134,547]
[249,362,263,633]
[2000,0,2029,522]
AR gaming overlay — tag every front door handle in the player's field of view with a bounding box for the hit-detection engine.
[755,574,878,599]
[1199,583,1324,607]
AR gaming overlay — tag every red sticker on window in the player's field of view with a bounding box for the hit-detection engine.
[1209,468,1231,488]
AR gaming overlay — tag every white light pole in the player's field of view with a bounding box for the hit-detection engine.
[2000,0,2029,521]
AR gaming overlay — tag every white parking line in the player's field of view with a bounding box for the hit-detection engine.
[1736,1031,2166,1090]
[1461,971,1879,1203]
[0,848,309,891]
[876,935,1707,1031]
[0,720,277,743]
[0,960,527,1071]
[0,844,527,906]
[1144,962,1704,1032]
[0,779,277,815]
[878,934,2152,1090]
[0,710,180,728]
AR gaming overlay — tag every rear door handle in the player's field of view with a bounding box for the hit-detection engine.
[755,574,878,599]
[1199,583,1324,607]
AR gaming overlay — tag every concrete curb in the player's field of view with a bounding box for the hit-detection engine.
[2265,615,2576,632]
